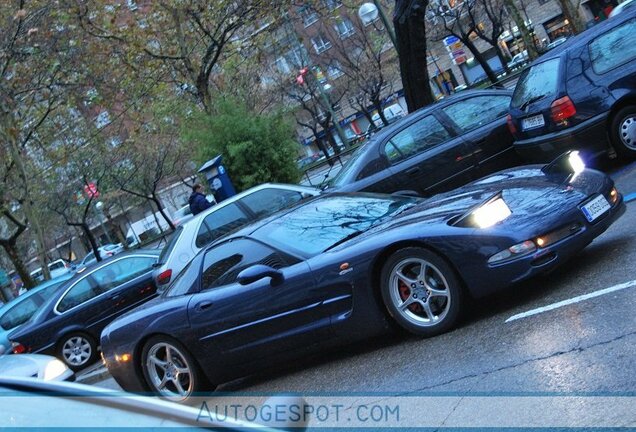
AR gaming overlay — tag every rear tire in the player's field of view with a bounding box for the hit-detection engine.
[141,335,212,401]
[380,247,463,337]
[56,332,98,372]
[610,106,636,158]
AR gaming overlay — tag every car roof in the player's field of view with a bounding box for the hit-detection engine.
[533,7,636,62]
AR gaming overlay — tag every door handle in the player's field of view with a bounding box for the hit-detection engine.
[197,301,214,311]
[405,167,420,175]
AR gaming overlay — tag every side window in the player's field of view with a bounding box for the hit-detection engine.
[383,115,451,163]
[83,252,94,264]
[240,189,304,218]
[91,256,156,293]
[589,18,636,74]
[195,204,249,248]
[57,278,96,312]
[0,297,41,330]
[201,239,294,290]
[442,95,511,132]
[355,158,388,181]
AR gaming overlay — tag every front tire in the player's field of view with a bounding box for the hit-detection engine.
[610,106,636,158]
[380,247,463,337]
[56,332,97,371]
[141,336,210,401]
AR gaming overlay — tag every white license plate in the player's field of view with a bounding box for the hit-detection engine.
[581,195,611,222]
[521,114,545,131]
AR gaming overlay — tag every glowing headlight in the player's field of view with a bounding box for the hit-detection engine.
[568,150,585,175]
[488,240,536,264]
[43,359,69,381]
[472,198,512,228]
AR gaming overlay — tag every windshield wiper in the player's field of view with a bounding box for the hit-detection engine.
[518,94,547,111]
[323,230,365,252]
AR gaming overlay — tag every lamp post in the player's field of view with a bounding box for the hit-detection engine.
[95,201,113,244]
[358,1,397,51]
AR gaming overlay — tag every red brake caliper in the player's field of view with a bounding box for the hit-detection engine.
[398,278,423,314]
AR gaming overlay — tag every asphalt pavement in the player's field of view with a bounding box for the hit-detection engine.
[82,159,636,427]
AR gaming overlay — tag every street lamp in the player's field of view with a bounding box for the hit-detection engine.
[358,1,397,51]
[95,201,113,244]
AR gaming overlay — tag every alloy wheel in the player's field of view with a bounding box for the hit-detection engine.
[61,335,92,367]
[619,115,636,150]
[145,342,194,400]
[388,257,451,327]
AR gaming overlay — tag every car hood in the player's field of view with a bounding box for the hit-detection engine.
[369,166,608,232]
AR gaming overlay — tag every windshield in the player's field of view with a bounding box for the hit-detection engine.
[252,194,417,256]
[511,58,561,108]
[330,146,368,187]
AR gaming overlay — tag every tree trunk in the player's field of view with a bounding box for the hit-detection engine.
[394,0,435,112]
[556,0,584,34]
[151,194,176,231]
[503,0,539,59]
[463,37,499,84]
[1,98,51,280]
[80,223,102,262]
[1,242,36,290]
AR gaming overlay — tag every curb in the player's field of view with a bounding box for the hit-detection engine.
[76,365,111,385]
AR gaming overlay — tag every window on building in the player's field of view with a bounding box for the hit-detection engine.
[311,34,332,53]
[324,0,342,10]
[95,111,111,129]
[274,56,291,74]
[334,18,355,39]
[300,6,318,27]
[327,61,344,79]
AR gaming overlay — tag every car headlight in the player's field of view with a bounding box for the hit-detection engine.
[43,359,69,381]
[488,240,537,264]
[472,198,512,228]
[568,150,585,175]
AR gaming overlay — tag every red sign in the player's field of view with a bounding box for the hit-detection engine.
[84,182,100,199]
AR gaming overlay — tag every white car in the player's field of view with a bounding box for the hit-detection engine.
[29,259,72,283]
[77,243,124,268]
[0,354,74,381]
[153,183,320,287]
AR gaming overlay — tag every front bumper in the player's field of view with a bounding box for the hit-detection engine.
[465,193,625,298]
[513,112,610,162]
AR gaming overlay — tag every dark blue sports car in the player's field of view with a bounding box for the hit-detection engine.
[101,152,624,400]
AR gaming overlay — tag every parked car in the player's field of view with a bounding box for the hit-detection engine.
[77,243,124,268]
[101,152,624,400]
[609,0,635,17]
[0,274,73,356]
[326,89,521,196]
[9,249,161,371]
[153,183,320,288]
[372,103,406,127]
[546,36,568,50]
[507,9,636,161]
[507,50,529,69]
[29,259,72,283]
[0,354,74,382]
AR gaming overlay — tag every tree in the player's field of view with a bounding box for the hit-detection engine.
[427,0,500,84]
[184,97,301,191]
[466,0,512,73]
[394,0,436,112]
[554,0,584,34]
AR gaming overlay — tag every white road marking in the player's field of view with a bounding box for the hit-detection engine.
[505,279,636,323]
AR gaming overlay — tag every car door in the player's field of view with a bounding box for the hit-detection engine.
[187,238,328,365]
[440,93,521,178]
[55,255,157,337]
[383,113,474,195]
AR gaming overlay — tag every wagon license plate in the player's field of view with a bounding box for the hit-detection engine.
[581,195,611,222]
[521,114,545,131]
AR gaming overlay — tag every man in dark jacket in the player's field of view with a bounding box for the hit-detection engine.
[189,184,213,215]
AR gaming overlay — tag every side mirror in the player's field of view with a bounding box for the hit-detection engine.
[237,265,284,286]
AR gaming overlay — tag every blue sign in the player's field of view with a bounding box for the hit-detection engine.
[444,35,460,45]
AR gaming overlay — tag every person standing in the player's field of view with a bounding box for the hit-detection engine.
[189,184,213,216]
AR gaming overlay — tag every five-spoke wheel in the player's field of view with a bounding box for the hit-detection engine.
[142,336,205,401]
[381,247,463,336]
